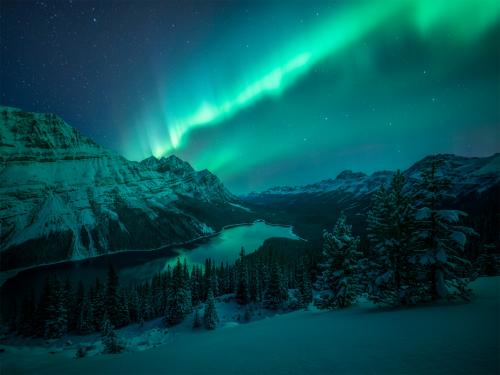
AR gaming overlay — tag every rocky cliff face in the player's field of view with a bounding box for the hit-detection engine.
[0,107,251,270]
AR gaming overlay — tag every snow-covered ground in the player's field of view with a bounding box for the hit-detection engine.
[1,277,499,374]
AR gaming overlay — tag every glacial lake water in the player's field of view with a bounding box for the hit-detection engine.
[1,221,300,301]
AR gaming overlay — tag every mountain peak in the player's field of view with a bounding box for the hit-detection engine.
[336,170,367,180]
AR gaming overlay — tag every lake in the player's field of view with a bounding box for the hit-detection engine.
[0,220,300,303]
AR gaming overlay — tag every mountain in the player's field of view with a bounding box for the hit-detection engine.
[242,153,500,251]
[0,106,253,271]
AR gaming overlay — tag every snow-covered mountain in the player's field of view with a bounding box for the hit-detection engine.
[0,106,251,270]
[248,153,499,199]
[243,153,500,245]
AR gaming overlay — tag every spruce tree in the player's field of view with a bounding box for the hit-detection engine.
[165,258,192,326]
[316,213,362,308]
[44,277,68,338]
[77,292,94,335]
[235,248,250,305]
[203,289,219,330]
[366,171,420,306]
[296,261,313,308]
[101,317,124,354]
[263,259,288,310]
[106,266,121,328]
[413,158,476,301]
[90,278,105,331]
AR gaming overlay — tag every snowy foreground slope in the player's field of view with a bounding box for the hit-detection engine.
[0,106,252,270]
[2,277,498,374]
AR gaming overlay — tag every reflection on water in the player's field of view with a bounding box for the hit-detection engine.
[1,221,300,302]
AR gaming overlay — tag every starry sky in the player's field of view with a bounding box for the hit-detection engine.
[1,0,499,193]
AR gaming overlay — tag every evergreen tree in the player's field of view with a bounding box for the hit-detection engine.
[117,290,130,327]
[35,277,53,337]
[127,288,140,323]
[77,292,94,335]
[44,277,68,338]
[71,281,86,332]
[105,266,121,328]
[101,318,124,354]
[263,258,288,310]
[90,278,105,331]
[165,258,192,326]
[413,158,476,301]
[235,248,250,305]
[296,261,313,308]
[203,289,218,330]
[366,171,420,306]
[316,213,362,308]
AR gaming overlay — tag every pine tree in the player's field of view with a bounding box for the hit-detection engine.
[203,289,218,330]
[263,258,288,310]
[117,290,130,327]
[105,266,121,328]
[77,292,94,335]
[71,281,85,333]
[235,248,250,305]
[35,276,53,337]
[90,278,105,331]
[296,261,313,308]
[366,171,420,306]
[44,277,68,338]
[316,213,362,308]
[413,158,476,301]
[101,318,124,354]
[165,258,192,326]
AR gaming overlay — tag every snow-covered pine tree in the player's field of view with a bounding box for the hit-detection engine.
[366,171,420,306]
[413,157,476,301]
[315,213,362,309]
[203,289,218,330]
[296,261,313,308]
[165,258,192,326]
[235,248,250,305]
[190,265,202,306]
[101,317,124,354]
[263,258,288,310]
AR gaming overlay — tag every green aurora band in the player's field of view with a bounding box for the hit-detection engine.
[139,0,499,159]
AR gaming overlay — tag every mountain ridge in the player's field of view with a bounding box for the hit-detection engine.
[0,106,253,271]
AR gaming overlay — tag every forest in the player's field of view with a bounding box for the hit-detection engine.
[5,158,498,356]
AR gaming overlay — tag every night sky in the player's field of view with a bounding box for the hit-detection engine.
[1,0,499,193]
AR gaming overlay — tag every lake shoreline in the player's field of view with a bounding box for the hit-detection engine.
[0,219,302,287]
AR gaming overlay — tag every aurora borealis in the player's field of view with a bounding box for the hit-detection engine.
[1,0,499,192]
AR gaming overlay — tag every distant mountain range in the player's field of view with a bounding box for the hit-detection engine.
[1,106,498,271]
[0,107,254,271]
[243,153,500,252]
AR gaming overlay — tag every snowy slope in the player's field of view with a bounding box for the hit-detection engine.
[0,106,248,270]
[2,277,498,374]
